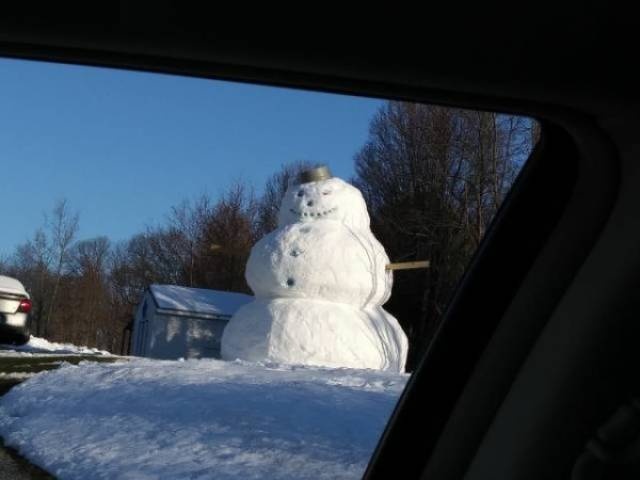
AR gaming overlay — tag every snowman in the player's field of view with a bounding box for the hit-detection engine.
[221,166,408,372]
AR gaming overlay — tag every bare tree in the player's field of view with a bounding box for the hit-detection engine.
[166,195,213,287]
[69,237,110,277]
[255,160,313,236]
[62,237,111,347]
[7,228,53,336]
[199,182,257,292]
[44,199,79,337]
[354,101,537,368]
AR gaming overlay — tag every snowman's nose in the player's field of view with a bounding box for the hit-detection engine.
[307,200,314,207]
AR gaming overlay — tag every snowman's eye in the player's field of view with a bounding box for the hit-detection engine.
[297,190,304,197]
[322,190,331,195]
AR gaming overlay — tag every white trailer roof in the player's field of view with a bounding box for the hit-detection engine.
[149,285,252,318]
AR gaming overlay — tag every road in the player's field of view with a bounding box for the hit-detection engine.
[0,350,125,479]
[0,444,53,480]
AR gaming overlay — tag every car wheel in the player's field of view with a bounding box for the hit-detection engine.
[12,330,30,346]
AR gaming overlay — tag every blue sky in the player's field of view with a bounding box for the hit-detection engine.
[0,58,383,257]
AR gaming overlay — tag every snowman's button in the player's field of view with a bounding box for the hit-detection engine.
[290,249,302,257]
[300,226,312,233]
[286,278,295,287]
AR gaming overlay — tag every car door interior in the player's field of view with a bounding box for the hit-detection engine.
[0,6,638,480]
[366,109,620,479]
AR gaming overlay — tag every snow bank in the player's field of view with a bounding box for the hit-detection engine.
[0,358,407,480]
[0,336,111,356]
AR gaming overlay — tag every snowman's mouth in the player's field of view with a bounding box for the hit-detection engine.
[290,207,338,218]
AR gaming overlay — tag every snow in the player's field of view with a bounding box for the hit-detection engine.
[0,357,408,480]
[243,221,392,306]
[222,175,408,372]
[277,176,372,231]
[150,285,253,317]
[0,372,35,380]
[0,336,112,356]
[222,299,408,372]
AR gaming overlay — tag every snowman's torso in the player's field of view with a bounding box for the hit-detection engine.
[247,220,391,307]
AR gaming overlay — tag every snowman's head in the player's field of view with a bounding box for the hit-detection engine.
[277,176,371,230]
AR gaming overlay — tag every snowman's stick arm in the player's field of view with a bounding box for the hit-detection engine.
[385,261,430,271]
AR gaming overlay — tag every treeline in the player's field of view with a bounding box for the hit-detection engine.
[0,101,537,366]
[0,168,308,354]
[355,103,537,366]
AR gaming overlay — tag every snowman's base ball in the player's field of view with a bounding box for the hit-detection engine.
[221,298,408,372]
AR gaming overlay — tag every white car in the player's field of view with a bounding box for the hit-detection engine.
[0,275,32,345]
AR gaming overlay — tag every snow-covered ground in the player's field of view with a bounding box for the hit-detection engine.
[0,335,111,356]
[0,358,408,480]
